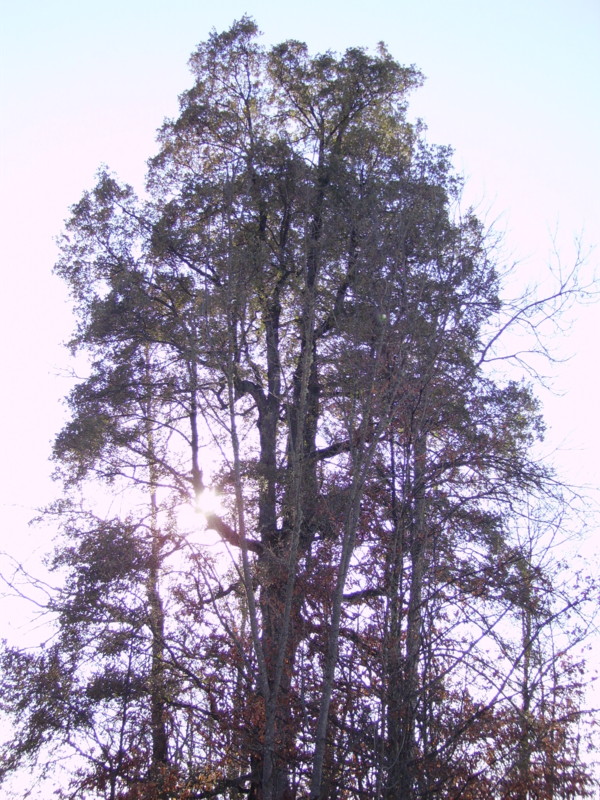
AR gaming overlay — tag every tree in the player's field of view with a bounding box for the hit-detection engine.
[1,18,596,800]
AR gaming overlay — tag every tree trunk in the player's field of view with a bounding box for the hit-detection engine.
[144,365,169,796]
[386,432,428,800]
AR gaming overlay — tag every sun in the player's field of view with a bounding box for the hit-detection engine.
[176,487,227,535]
[194,488,225,518]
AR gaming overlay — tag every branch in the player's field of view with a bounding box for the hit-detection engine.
[234,376,266,411]
[310,440,351,461]
[342,587,384,603]
[186,773,252,798]
[204,513,263,554]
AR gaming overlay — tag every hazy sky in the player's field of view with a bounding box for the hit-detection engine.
[0,0,599,606]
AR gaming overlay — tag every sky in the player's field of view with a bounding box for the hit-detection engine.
[0,0,599,665]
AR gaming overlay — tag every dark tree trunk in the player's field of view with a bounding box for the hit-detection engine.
[386,432,428,800]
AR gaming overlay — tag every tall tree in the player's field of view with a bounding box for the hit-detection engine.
[1,18,596,800]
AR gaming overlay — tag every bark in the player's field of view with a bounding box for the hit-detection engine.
[386,431,428,800]
[145,397,169,795]
[382,438,408,800]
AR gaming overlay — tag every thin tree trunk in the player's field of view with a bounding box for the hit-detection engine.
[143,353,169,795]
[147,466,169,793]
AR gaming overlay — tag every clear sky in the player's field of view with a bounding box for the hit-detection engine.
[0,0,598,610]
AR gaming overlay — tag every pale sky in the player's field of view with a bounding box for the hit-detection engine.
[0,0,599,611]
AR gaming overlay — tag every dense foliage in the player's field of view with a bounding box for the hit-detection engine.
[1,18,596,800]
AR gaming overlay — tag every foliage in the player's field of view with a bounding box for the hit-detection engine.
[1,18,597,800]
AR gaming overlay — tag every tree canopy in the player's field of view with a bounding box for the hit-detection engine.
[0,18,596,800]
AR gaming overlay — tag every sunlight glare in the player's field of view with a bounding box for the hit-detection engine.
[194,487,225,518]
[176,488,226,538]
